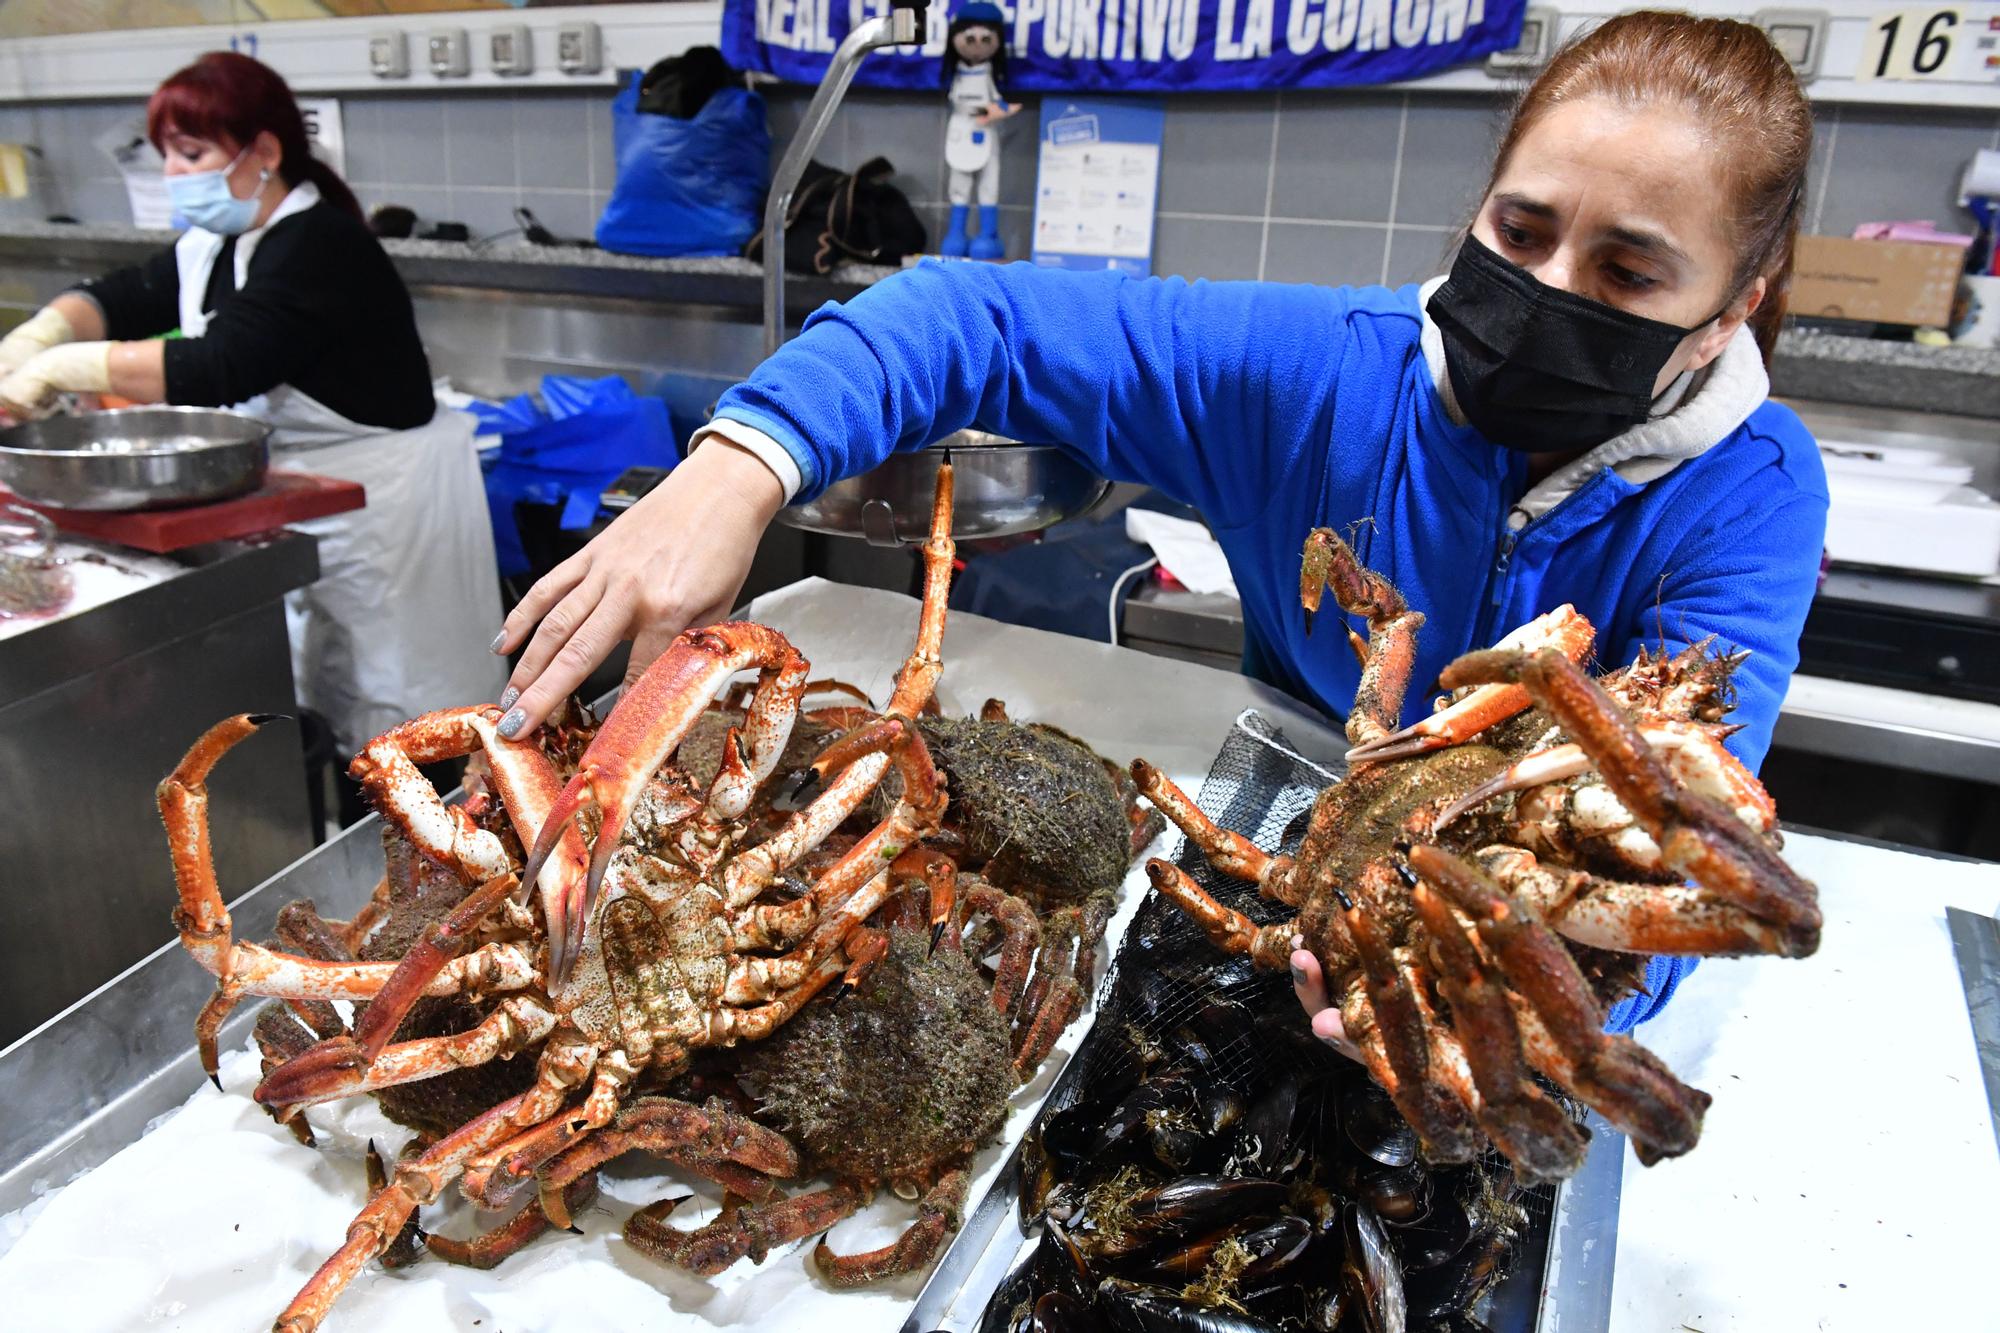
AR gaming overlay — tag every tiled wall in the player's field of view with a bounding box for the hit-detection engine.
[0,82,1996,290]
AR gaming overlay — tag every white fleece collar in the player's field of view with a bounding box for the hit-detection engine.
[1415,274,1770,519]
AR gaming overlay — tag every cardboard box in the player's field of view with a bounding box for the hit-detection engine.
[1791,235,1963,328]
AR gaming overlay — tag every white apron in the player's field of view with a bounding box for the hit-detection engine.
[178,186,507,755]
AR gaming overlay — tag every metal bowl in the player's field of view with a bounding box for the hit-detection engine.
[774,432,1111,546]
[0,407,271,511]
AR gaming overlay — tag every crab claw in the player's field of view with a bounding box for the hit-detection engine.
[1345,605,1595,765]
[525,622,810,987]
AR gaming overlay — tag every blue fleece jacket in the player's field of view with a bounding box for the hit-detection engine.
[716,262,1829,1033]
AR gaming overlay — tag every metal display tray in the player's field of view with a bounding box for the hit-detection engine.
[0,717,1623,1331]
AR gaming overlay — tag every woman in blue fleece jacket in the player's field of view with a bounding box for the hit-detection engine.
[494,14,1825,1043]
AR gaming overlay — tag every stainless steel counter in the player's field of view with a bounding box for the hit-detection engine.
[0,532,318,1046]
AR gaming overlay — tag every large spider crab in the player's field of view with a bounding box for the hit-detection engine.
[157,469,963,1331]
[1131,528,1821,1182]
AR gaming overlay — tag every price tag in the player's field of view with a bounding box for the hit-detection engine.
[1858,6,1963,79]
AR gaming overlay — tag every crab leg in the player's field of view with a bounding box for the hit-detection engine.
[1299,527,1426,746]
[256,871,523,1104]
[351,707,593,949]
[255,994,558,1110]
[961,882,1041,1014]
[1404,865,1589,1182]
[815,1168,971,1286]
[540,1096,799,1204]
[1343,881,1486,1164]
[1434,723,1773,834]
[1143,860,1298,969]
[424,1173,599,1270]
[1475,845,1802,957]
[631,1180,871,1277]
[273,1092,537,1333]
[1413,843,1710,1165]
[1345,605,1596,764]
[523,622,811,985]
[1131,759,1297,898]
[724,466,958,902]
[158,715,532,1080]
[1441,647,1820,956]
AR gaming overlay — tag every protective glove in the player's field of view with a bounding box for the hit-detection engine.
[0,341,112,419]
[0,306,75,378]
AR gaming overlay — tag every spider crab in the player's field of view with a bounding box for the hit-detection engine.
[157,468,962,1331]
[616,865,1100,1285]
[1131,528,1821,1182]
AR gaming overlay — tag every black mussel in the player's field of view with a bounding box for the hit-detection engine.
[1355,1163,1431,1226]
[1184,996,1254,1063]
[1044,1097,1114,1168]
[1146,1114,1205,1172]
[1342,1084,1418,1169]
[1199,1085,1247,1138]
[979,1254,1044,1333]
[1087,1176,1288,1260]
[1034,1291,1109,1333]
[1138,1214,1311,1285]
[1235,1073,1302,1175]
[1095,1278,1285,1333]
[1091,1071,1197,1159]
[1403,1223,1513,1321]
[1166,1023,1219,1074]
[1390,1195,1473,1271]
[1235,1214,1314,1282]
[1243,1274,1346,1333]
[1021,1122,1057,1228]
[1340,1203,1408,1333]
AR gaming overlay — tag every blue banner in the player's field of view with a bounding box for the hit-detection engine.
[722,0,1523,93]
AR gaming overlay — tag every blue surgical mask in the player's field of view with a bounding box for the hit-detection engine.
[166,147,267,236]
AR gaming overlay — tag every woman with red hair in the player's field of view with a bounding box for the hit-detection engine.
[0,52,504,760]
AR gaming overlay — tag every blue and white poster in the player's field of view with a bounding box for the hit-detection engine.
[1032,98,1163,276]
[723,0,1524,93]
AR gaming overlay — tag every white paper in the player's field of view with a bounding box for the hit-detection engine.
[1033,140,1159,260]
[94,122,173,229]
[0,579,1343,1332]
[1124,506,1239,597]
[1612,836,2000,1332]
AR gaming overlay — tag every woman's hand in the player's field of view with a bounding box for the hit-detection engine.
[491,439,786,737]
[1291,941,1363,1063]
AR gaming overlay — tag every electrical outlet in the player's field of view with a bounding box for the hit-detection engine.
[368,31,409,79]
[1486,5,1557,74]
[427,28,470,78]
[490,23,533,77]
[555,21,603,76]
[1754,8,1828,82]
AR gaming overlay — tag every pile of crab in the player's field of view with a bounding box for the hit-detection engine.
[158,465,1160,1331]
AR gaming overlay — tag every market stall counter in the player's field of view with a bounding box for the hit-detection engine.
[0,580,1990,1333]
[0,529,317,1047]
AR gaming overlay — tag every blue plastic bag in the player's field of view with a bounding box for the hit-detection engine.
[595,73,770,258]
[477,376,681,578]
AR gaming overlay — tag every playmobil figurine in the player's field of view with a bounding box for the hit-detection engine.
[940,2,1020,260]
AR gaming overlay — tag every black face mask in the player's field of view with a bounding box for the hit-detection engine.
[1426,235,1726,455]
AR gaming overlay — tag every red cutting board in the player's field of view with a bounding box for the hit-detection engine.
[0,470,366,554]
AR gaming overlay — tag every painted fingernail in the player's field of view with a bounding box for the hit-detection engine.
[497,707,526,738]
[499,686,519,710]
[489,630,508,653]
[1290,963,1308,988]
